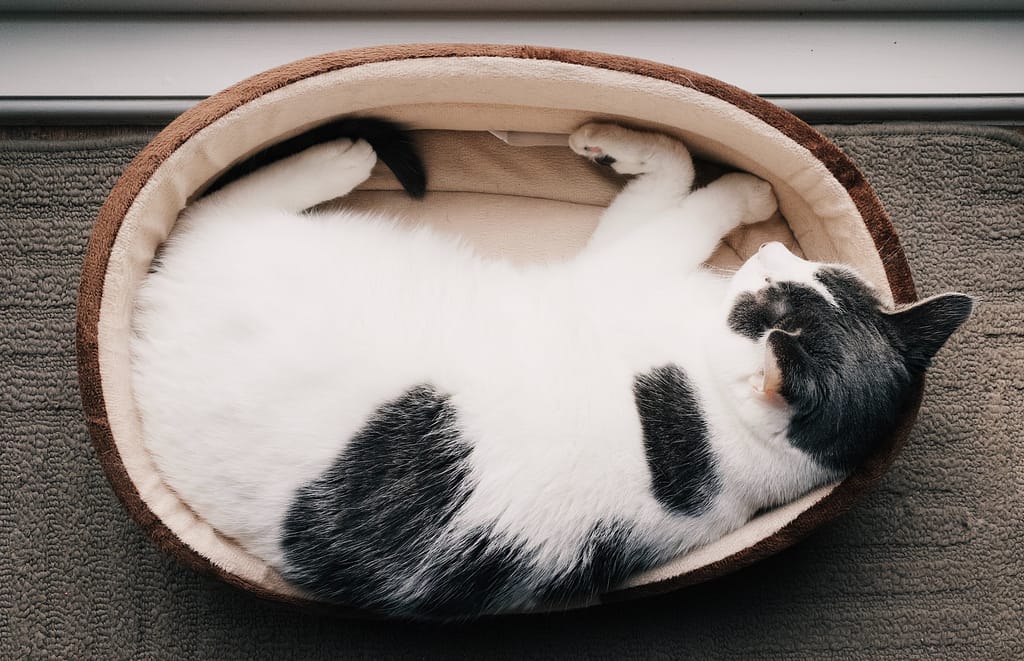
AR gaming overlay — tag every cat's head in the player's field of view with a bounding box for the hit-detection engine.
[725,241,973,473]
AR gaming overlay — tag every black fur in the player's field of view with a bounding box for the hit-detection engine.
[280,385,482,615]
[884,291,975,373]
[202,116,427,199]
[406,527,532,618]
[281,384,660,618]
[728,268,972,473]
[633,365,722,515]
[539,522,660,605]
[421,523,658,617]
[727,280,830,341]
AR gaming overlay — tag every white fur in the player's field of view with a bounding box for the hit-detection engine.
[131,125,834,586]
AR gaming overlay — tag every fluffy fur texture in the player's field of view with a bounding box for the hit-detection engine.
[131,121,972,619]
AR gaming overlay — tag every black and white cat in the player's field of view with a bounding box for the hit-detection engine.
[131,120,972,619]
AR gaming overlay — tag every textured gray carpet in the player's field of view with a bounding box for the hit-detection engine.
[2,124,1022,659]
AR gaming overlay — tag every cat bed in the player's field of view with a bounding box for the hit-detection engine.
[77,44,922,613]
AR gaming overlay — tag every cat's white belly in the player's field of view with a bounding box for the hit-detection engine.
[132,209,728,567]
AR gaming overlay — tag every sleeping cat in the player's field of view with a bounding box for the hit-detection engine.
[131,119,972,619]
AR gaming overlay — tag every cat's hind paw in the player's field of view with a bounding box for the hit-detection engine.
[300,138,377,184]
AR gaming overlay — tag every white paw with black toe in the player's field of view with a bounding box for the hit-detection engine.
[569,123,657,175]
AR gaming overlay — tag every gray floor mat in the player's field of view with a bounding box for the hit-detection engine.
[2,124,1021,659]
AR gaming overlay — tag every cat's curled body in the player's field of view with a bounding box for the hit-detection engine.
[132,122,971,619]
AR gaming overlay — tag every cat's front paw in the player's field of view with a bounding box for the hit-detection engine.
[716,173,778,224]
[569,123,661,175]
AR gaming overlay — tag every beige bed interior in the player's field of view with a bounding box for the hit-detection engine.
[98,56,892,605]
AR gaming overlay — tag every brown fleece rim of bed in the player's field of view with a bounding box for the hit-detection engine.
[77,44,920,615]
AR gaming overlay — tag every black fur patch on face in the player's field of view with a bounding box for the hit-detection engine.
[633,365,722,515]
[726,266,971,475]
[727,281,832,341]
[781,269,915,472]
[281,385,662,619]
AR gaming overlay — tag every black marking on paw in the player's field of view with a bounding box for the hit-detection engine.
[633,365,721,516]
[595,154,617,166]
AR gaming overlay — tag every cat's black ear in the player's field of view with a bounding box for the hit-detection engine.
[887,293,974,371]
[765,329,817,406]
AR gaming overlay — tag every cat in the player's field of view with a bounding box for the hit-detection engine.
[131,119,973,619]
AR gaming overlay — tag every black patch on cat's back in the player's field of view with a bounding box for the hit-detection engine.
[633,365,722,515]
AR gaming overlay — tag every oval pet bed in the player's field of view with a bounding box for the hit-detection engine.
[77,44,921,613]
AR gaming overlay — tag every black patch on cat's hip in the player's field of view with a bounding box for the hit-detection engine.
[633,365,722,516]
[280,384,496,615]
